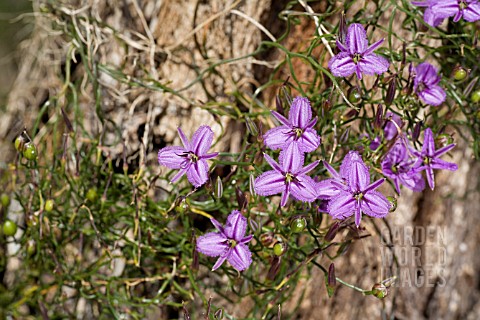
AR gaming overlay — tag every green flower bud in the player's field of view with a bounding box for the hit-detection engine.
[453,66,468,81]
[347,87,362,104]
[86,188,98,202]
[3,220,17,237]
[0,194,10,208]
[290,217,307,233]
[273,242,287,256]
[45,199,54,212]
[471,90,480,103]
[22,143,38,161]
[387,196,397,212]
[371,283,388,299]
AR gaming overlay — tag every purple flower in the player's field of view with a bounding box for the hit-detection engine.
[382,140,425,194]
[412,1,447,26]
[413,0,480,25]
[328,23,389,80]
[414,62,446,106]
[263,97,321,153]
[411,128,458,190]
[157,125,218,187]
[196,210,253,271]
[326,151,391,227]
[383,112,403,141]
[254,143,318,207]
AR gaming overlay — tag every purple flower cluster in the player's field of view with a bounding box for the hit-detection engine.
[412,0,480,26]
[255,96,392,227]
[255,97,320,207]
[381,128,457,192]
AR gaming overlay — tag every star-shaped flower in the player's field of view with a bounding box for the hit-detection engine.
[382,140,425,194]
[326,151,391,227]
[254,143,318,207]
[157,125,218,187]
[414,62,446,106]
[328,23,390,80]
[411,128,458,190]
[263,96,321,153]
[196,210,253,271]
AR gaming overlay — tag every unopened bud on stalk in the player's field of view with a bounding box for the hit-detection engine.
[374,104,383,130]
[325,221,340,242]
[215,177,223,199]
[259,232,274,247]
[245,117,258,136]
[23,143,38,161]
[385,77,396,106]
[236,187,247,210]
[328,263,336,287]
[412,121,423,142]
[249,174,256,197]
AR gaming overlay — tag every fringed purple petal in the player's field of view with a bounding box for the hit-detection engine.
[224,210,247,241]
[279,142,304,173]
[186,159,209,187]
[254,171,286,196]
[345,23,369,54]
[227,244,252,271]
[316,179,341,199]
[361,191,391,218]
[297,128,321,153]
[289,97,312,128]
[290,175,317,203]
[328,52,356,78]
[357,54,390,76]
[158,146,187,169]
[196,232,228,257]
[263,126,294,150]
[417,85,446,106]
[191,125,215,156]
[463,2,480,21]
[327,192,356,219]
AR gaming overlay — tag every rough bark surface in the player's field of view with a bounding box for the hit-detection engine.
[2,0,479,319]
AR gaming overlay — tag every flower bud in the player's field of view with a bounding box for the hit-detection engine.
[471,90,480,103]
[374,104,383,130]
[371,283,388,299]
[3,219,17,237]
[214,308,223,319]
[236,187,247,210]
[325,222,340,242]
[412,121,423,142]
[290,216,307,233]
[267,256,282,281]
[45,199,55,212]
[385,78,396,106]
[347,87,362,104]
[328,263,336,287]
[1,193,10,208]
[86,188,98,202]
[249,173,256,197]
[260,232,274,247]
[437,133,454,148]
[14,135,27,152]
[245,117,258,136]
[387,196,397,212]
[26,239,36,255]
[452,66,468,81]
[273,242,287,256]
[23,143,38,161]
[215,177,223,199]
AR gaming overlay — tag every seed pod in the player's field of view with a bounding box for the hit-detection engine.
[3,220,17,237]
[14,135,27,152]
[472,90,480,103]
[45,199,55,212]
[387,196,397,212]
[0,194,10,208]
[23,143,38,161]
[371,283,388,299]
[290,216,307,233]
[273,242,287,256]
[452,66,468,81]
[347,87,362,104]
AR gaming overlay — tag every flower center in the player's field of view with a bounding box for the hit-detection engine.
[459,1,468,9]
[423,156,432,166]
[417,82,426,93]
[354,192,364,201]
[228,239,237,248]
[352,53,362,64]
[391,164,398,174]
[293,127,304,139]
[188,152,199,163]
[285,172,295,183]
